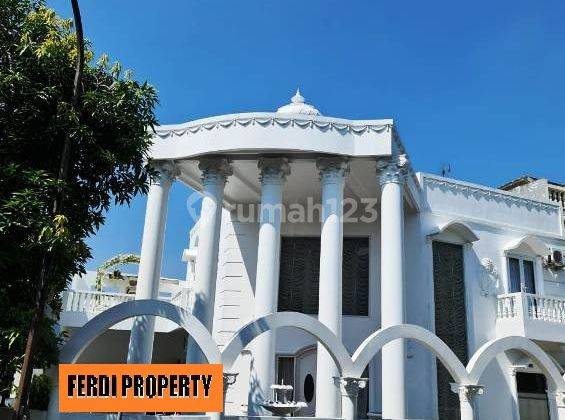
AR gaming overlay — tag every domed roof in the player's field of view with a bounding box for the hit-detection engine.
[276,89,321,116]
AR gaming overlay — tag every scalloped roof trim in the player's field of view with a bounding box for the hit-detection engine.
[154,113,393,139]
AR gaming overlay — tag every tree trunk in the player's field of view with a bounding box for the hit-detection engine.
[12,1,84,418]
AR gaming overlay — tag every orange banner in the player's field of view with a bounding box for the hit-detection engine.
[59,364,223,413]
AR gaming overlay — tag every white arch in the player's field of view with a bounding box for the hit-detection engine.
[467,336,565,391]
[505,235,549,256]
[221,312,354,375]
[351,324,470,384]
[428,220,479,243]
[59,300,221,364]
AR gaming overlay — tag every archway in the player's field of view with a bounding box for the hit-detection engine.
[351,324,470,384]
[221,312,353,375]
[59,299,221,364]
[467,336,565,391]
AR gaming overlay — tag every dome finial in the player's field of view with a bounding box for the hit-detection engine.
[277,88,320,115]
[292,88,305,104]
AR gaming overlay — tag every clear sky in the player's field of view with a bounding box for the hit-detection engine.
[48,0,565,279]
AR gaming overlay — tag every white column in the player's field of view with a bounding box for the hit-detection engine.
[250,157,290,414]
[339,377,368,420]
[315,157,349,418]
[377,154,408,419]
[186,158,232,364]
[127,162,175,363]
[549,391,565,420]
[451,384,483,420]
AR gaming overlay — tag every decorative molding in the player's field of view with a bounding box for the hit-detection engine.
[479,258,500,297]
[336,377,368,397]
[376,154,409,185]
[154,113,392,139]
[223,372,239,394]
[150,161,178,186]
[258,157,291,185]
[198,157,233,184]
[450,384,484,403]
[424,176,559,212]
[317,157,350,184]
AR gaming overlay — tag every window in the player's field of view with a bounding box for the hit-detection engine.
[507,256,536,294]
[277,237,369,316]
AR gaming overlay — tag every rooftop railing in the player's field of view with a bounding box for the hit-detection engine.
[64,288,191,314]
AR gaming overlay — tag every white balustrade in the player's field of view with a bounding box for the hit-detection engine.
[64,288,190,314]
[496,293,565,324]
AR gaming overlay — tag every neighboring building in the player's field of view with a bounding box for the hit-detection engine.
[500,176,565,230]
[56,92,565,420]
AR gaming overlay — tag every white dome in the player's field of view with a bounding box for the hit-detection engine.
[276,89,321,116]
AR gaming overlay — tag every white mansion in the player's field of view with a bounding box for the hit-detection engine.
[55,92,565,420]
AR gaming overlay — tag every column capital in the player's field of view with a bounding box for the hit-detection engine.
[317,157,350,184]
[336,377,368,398]
[450,383,484,403]
[223,372,239,393]
[258,157,291,184]
[199,157,233,185]
[149,161,178,186]
[376,154,409,185]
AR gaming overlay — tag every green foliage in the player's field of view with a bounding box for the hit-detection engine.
[28,374,50,411]
[0,0,158,395]
[95,253,140,291]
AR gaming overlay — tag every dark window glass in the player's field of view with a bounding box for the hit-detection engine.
[276,357,295,400]
[508,257,521,293]
[523,260,536,294]
[516,372,547,394]
[277,237,369,316]
[303,374,314,403]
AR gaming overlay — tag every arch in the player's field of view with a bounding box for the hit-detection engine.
[428,220,479,243]
[351,324,470,384]
[505,235,549,256]
[59,300,221,364]
[221,312,354,376]
[467,336,565,391]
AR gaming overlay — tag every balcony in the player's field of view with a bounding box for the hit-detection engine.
[60,289,191,332]
[496,293,565,341]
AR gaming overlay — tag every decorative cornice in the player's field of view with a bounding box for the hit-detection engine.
[258,157,291,185]
[376,154,409,185]
[154,113,392,139]
[424,175,560,212]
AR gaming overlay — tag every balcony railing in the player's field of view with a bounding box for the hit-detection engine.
[497,292,565,325]
[64,289,191,314]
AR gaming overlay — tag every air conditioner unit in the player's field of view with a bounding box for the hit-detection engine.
[547,248,564,269]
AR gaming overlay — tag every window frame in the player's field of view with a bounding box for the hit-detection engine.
[506,253,538,294]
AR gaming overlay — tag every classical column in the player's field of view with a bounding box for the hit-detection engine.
[377,154,408,418]
[250,157,290,414]
[315,157,349,418]
[339,377,368,420]
[451,384,484,420]
[548,391,565,420]
[186,158,232,363]
[127,162,175,363]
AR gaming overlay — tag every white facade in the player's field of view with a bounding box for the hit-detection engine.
[58,92,565,420]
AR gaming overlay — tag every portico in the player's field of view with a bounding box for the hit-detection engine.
[130,91,420,418]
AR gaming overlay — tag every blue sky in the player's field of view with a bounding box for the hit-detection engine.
[48,0,565,279]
